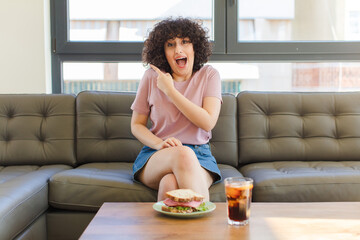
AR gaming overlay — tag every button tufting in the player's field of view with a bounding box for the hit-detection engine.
[41,108,49,118]
[3,135,10,141]
[7,110,14,118]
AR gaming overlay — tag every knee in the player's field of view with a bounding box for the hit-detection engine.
[173,146,199,171]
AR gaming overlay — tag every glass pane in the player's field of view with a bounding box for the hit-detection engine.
[63,62,360,94]
[63,62,146,94]
[63,62,253,94]
[232,62,360,92]
[69,0,214,42]
[238,0,360,41]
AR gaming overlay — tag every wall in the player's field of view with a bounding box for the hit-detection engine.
[0,0,51,93]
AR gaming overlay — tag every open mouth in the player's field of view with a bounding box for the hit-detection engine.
[175,57,187,68]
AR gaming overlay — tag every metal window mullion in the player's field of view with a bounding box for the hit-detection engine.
[226,0,360,59]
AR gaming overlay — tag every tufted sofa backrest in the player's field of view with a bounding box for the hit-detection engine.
[76,91,140,164]
[211,94,238,166]
[237,91,360,165]
[76,91,238,167]
[0,94,76,166]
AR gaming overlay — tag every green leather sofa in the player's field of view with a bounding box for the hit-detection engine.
[1,91,360,239]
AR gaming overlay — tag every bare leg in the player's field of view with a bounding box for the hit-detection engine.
[157,173,178,201]
[138,146,214,201]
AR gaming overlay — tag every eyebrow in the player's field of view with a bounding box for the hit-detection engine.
[166,37,190,42]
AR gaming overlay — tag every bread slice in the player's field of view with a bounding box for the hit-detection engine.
[165,189,204,203]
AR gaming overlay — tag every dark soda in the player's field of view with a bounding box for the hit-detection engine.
[225,181,253,225]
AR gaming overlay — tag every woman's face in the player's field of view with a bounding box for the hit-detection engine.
[164,37,194,82]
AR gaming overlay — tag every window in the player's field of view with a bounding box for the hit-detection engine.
[68,0,214,42]
[53,0,224,54]
[63,62,145,94]
[238,0,360,41]
[52,0,360,94]
[227,0,360,54]
[62,62,256,95]
[230,62,360,92]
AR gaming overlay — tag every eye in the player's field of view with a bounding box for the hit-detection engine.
[166,42,174,47]
[182,39,190,44]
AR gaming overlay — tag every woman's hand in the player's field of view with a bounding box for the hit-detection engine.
[154,137,183,150]
[150,64,175,96]
[149,64,221,132]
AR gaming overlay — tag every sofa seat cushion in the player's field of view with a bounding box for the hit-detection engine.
[49,162,157,211]
[210,164,243,201]
[0,165,72,240]
[240,161,360,202]
[49,163,242,211]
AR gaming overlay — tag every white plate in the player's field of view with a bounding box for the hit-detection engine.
[153,201,216,218]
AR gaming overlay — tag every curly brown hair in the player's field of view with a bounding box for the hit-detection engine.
[142,17,212,73]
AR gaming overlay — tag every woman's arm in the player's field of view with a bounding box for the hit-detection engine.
[131,111,182,150]
[168,92,221,132]
[151,65,221,132]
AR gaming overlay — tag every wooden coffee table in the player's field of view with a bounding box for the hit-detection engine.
[80,202,360,240]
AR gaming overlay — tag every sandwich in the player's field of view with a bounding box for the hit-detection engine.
[161,189,208,213]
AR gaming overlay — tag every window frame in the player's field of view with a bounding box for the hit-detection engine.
[53,0,225,54]
[226,0,360,56]
[51,0,226,93]
[51,0,360,93]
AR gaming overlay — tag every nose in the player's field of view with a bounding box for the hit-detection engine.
[175,44,183,54]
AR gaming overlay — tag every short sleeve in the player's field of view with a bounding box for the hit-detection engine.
[130,69,151,115]
[204,66,222,103]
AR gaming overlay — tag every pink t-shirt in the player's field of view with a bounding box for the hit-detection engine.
[131,65,222,145]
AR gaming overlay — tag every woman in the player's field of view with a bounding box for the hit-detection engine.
[131,17,222,202]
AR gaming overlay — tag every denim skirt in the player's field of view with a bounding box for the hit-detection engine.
[132,143,222,185]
